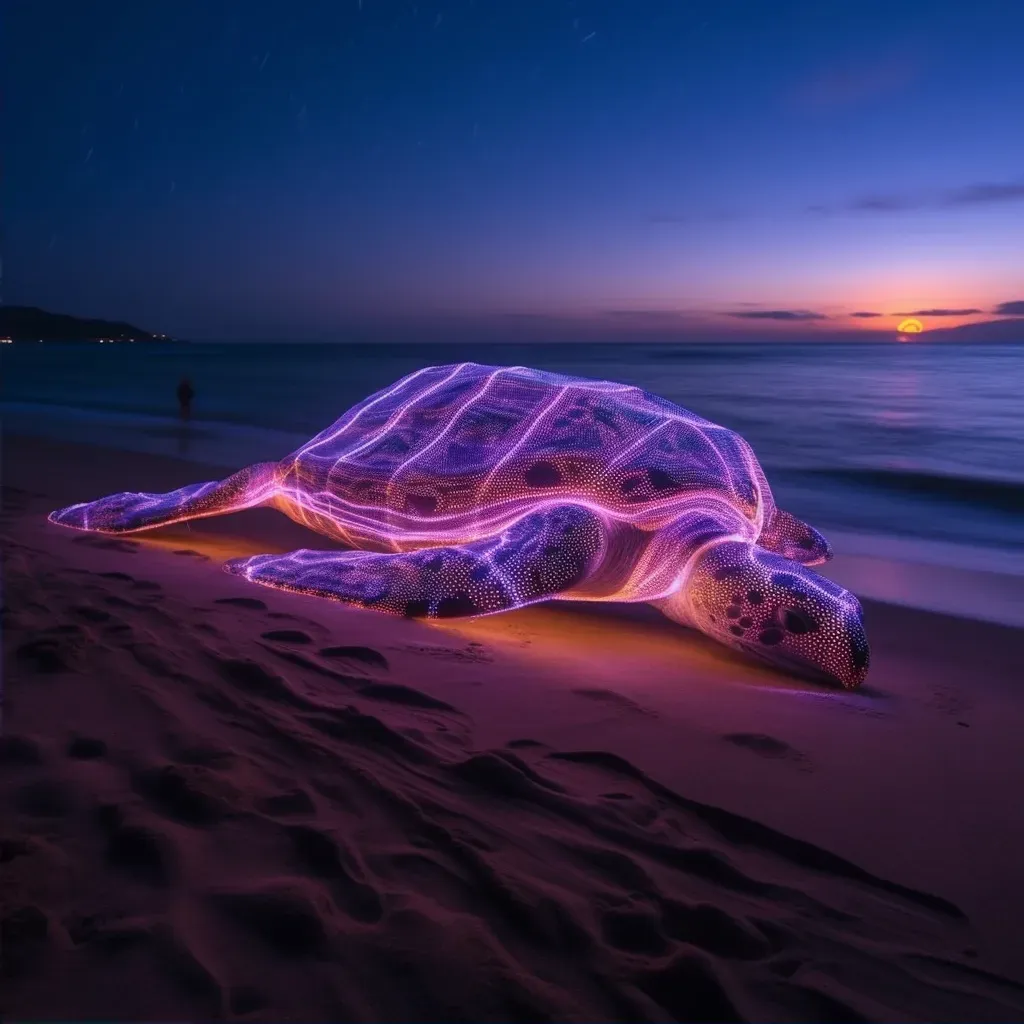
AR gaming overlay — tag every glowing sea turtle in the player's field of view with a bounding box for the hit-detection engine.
[49,363,869,687]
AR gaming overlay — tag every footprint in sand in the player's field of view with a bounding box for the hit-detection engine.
[71,605,112,623]
[214,596,268,610]
[1,906,50,976]
[128,642,180,678]
[215,657,307,706]
[0,735,45,766]
[1,838,34,865]
[319,645,389,671]
[96,804,176,887]
[172,548,210,561]
[1,485,36,509]
[165,742,237,769]
[452,751,568,800]
[205,883,330,955]
[16,630,86,673]
[572,688,655,716]
[256,789,317,818]
[15,779,76,818]
[721,732,813,771]
[283,824,384,922]
[505,738,548,750]
[132,764,236,826]
[102,618,134,638]
[229,987,269,1015]
[356,682,457,712]
[67,736,108,760]
[261,629,314,644]
[599,905,670,956]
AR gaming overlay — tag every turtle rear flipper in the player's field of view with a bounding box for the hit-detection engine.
[759,508,832,566]
[49,462,278,534]
[224,502,607,618]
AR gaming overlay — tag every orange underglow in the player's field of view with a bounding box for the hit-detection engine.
[439,601,814,694]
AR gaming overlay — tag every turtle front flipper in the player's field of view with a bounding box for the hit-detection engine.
[224,502,607,618]
[49,462,279,534]
[758,508,833,566]
[665,540,869,689]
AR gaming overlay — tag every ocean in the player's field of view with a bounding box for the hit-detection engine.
[4,340,1023,572]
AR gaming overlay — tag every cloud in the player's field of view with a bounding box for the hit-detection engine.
[792,56,920,110]
[726,310,828,321]
[811,178,1024,216]
[807,194,916,215]
[850,195,918,213]
[851,311,883,318]
[601,309,688,321]
[894,308,982,317]
[946,182,1024,206]
[993,300,1024,316]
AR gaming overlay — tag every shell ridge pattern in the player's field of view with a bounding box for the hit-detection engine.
[605,419,671,468]
[278,363,766,547]
[703,422,772,532]
[320,363,470,471]
[476,384,573,498]
[688,420,752,521]
[297,364,441,461]
[383,366,507,537]
[304,365,473,473]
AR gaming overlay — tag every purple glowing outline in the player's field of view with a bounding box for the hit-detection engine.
[48,362,869,688]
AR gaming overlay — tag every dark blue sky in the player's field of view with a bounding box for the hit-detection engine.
[6,0,1023,340]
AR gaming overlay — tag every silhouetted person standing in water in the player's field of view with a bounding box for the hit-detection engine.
[177,377,195,421]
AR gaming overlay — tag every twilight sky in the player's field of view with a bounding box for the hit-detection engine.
[5,0,1024,340]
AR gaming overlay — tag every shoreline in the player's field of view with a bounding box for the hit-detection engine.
[4,432,1024,1020]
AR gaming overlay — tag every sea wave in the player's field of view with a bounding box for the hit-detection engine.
[800,467,1024,515]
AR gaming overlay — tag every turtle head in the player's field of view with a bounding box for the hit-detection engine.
[758,508,832,566]
[669,540,869,689]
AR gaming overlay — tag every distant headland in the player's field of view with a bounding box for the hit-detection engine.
[923,317,1024,343]
[0,306,179,343]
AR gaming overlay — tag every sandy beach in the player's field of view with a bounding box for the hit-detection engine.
[4,432,1024,1022]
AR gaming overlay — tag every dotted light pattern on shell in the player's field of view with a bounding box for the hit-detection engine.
[49,363,869,688]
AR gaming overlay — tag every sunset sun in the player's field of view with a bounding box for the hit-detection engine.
[897,318,924,335]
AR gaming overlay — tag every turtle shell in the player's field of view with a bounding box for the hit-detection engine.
[287,363,774,541]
